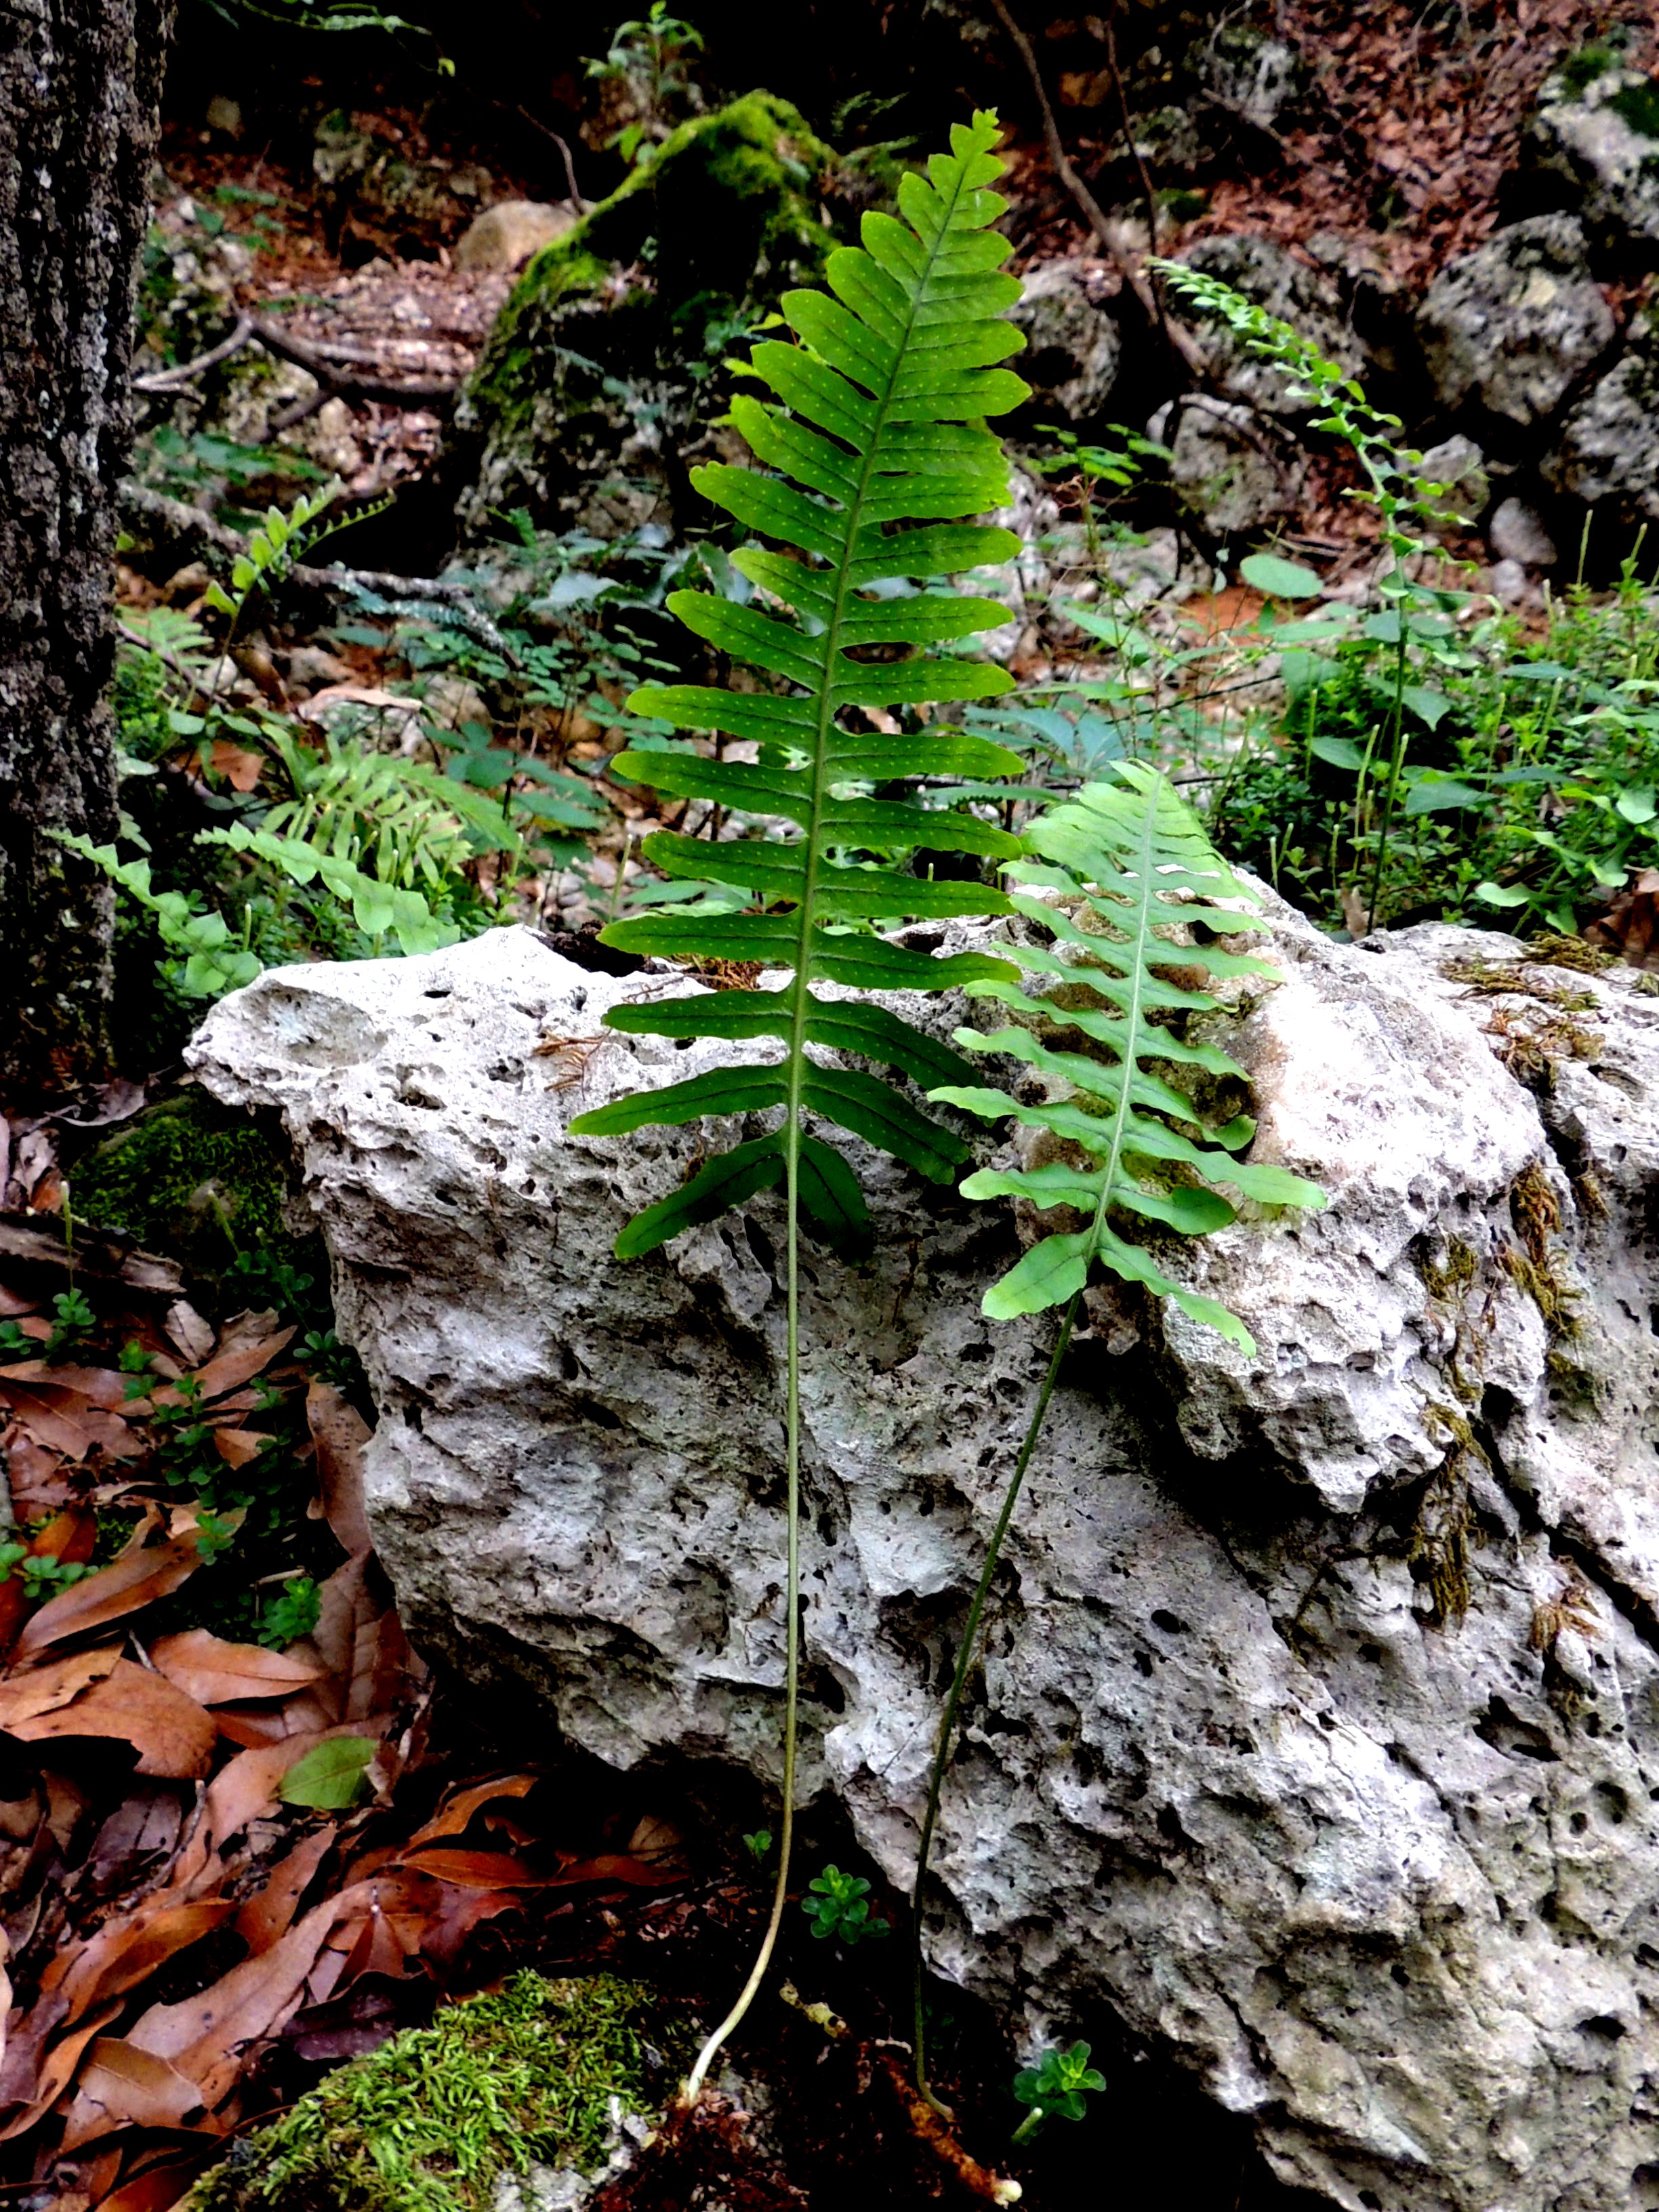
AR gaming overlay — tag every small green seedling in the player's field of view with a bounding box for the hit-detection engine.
[0,1544,92,1605]
[801,1864,889,1945]
[45,1288,96,1359]
[742,1828,773,1863]
[1010,2041,1106,2144]
[0,1322,30,1359]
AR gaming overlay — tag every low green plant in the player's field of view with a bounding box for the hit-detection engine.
[910,763,1326,2108]
[0,1544,92,1604]
[258,1574,323,1650]
[802,1864,889,1944]
[586,2,705,163]
[1010,2041,1105,2144]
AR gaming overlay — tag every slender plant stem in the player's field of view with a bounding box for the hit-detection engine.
[912,1290,1081,2116]
[1365,627,1410,928]
[684,1132,801,2102]
[684,155,972,2104]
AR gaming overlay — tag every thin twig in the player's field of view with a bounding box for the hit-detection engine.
[509,104,590,209]
[989,0,1208,380]
[132,314,256,393]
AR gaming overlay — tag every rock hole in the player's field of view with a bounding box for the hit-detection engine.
[1390,1964,1409,1987]
[1633,2164,1659,2211]
[587,1404,621,1431]
[1357,1641,1385,1663]
[1593,1781,1630,1826]
[559,1346,581,1381]
[1579,2013,1626,2042]
[1570,1810,1589,1834]
[743,1216,777,1275]
[1475,1696,1559,1763]
[1151,1608,1189,1635]
[958,1339,993,1363]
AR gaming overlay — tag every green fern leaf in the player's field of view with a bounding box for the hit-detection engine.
[569,110,1031,1247]
[934,762,1327,1349]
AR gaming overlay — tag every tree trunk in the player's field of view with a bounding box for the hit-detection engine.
[0,0,173,1104]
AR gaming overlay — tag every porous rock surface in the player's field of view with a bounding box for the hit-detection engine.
[1416,214,1616,427]
[188,912,1659,2212]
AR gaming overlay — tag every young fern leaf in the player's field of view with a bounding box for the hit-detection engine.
[936,760,1327,1341]
[909,762,1327,2112]
[566,111,1031,2098]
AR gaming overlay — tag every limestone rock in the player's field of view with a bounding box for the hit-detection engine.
[1416,215,1616,428]
[188,913,1659,2212]
[1167,394,1303,534]
[1487,496,1558,567]
[1543,310,1659,525]
[1177,234,1364,413]
[1007,258,1122,424]
[1195,21,1304,135]
[1525,59,1659,253]
[455,199,579,274]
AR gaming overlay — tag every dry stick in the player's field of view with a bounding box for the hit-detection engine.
[508,104,591,209]
[987,0,1208,381]
[133,314,256,394]
[246,316,457,407]
[117,482,517,659]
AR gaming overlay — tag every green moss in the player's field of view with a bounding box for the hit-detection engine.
[73,1088,297,1273]
[458,92,846,523]
[1610,77,1659,141]
[196,1975,695,2212]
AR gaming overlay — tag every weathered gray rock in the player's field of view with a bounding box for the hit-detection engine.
[1417,215,1615,427]
[189,912,1659,2212]
[1526,60,1659,254]
[1544,310,1659,524]
[1488,495,1558,568]
[455,199,579,274]
[1008,258,1122,424]
[1195,20,1304,135]
[1177,234,1363,413]
[1168,394,1303,533]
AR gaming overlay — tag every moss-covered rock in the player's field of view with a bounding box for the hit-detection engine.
[72,1087,300,1277]
[194,1974,695,2212]
[451,91,844,536]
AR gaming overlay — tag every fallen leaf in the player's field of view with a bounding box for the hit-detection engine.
[150,1631,326,1708]
[7,1660,217,1778]
[212,1427,272,1470]
[55,1899,237,2028]
[125,1889,348,2107]
[11,1530,205,1660]
[163,1302,214,1367]
[234,1826,336,1957]
[0,1999,121,2140]
[405,1772,537,1848]
[0,1647,120,1728]
[60,2036,207,2147]
[307,1380,372,1556]
[280,1738,377,1810]
[189,1322,294,1404]
[208,738,266,793]
[396,1847,550,1888]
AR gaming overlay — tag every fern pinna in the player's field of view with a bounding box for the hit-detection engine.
[909,760,1326,2108]
[567,112,1031,2090]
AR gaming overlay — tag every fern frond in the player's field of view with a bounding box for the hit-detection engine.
[934,761,1326,1349]
[569,110,1032,1250]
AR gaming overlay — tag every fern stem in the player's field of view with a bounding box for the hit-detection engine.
[684,1132,802,2102]
[912,1287,1080,2116]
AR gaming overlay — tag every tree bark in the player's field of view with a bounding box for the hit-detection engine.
[0,0,173,1103]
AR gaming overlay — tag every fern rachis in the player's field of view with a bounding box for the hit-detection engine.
[567,111,1031,2093]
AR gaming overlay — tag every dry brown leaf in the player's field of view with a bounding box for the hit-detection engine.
[405,1772,537,1848]
[306,1380,372,1557]
[163,1303,214,1367]
[60,2036,207,2148]
[396,1847,551,1888]
[234,1826,335,1957]
[11,1530,207,1660]
[95,2146,223,2212]
[211,1428,274,1471]
[207,738,266,794]
[0,1647,120,1728]
[125,1887,349,2106]
[150,1630,327,1709]
[54,1900,237,2029]
[188,1323,294,1404]
[0,1364,133,1408]
[0,1999,121,2141]
[7,1660,217,1779]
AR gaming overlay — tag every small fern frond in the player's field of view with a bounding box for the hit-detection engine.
[934,762,1326,1348]
[569,110,1032,1255]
